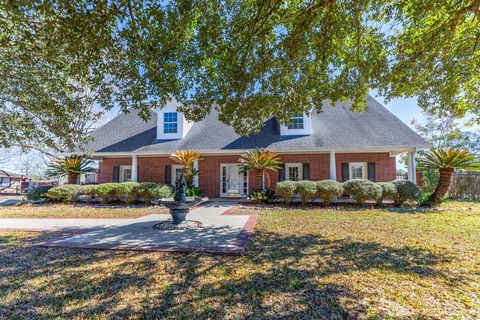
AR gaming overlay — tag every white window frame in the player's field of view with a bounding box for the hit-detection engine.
[171,165,184,187]
[288,114,305,129]
[349,162,367,180]
[163,112,178,134]
[285,163,303,181]
[119,165,132,182]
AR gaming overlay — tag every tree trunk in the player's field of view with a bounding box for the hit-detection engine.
[429,168,454,203]
[255,169,263,190]
[67,172,79,184]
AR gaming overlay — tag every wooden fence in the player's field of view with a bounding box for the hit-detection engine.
[449,170,480,201]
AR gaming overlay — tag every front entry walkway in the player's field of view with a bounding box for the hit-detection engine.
[0,202,257,255]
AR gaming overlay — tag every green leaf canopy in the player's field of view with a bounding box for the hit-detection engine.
[1,0,479,145]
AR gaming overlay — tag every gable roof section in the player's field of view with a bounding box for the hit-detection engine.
[84,95,429,154]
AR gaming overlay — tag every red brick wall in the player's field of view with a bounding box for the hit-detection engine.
[97,152,396,197]
[198,155,257,197]
[266,154,331,188]
[97,158,132,183]
[335,153,396,182]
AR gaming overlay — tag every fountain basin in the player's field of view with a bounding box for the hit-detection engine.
[159,197,207,225]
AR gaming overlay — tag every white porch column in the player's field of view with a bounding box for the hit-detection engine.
[193,160,199,187]
[329,151,337,181]
[407,149,417,184]
[131,154,138,182]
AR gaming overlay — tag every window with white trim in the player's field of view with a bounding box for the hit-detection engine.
[163,112,178,134]
[349,162,367,179]
[285,163,303,181]
[288,114,304,129]
[171,165,184,187]
[119,166,132,182]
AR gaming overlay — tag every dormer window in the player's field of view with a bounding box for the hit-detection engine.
[163,112,178,134]
[288,114,304,129]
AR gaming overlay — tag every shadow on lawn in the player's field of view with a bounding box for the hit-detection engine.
[0,230,456,319]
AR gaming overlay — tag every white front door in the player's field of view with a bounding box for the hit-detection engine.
[220,164,248,197]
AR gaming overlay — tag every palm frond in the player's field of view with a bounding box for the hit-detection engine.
[418,148,480,171]
[239,148,281,172]
[169,150,201,167]
[46,155,98,178]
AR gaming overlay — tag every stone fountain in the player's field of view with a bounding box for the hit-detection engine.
[157,171,205,226]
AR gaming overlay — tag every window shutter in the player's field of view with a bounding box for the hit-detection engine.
[165,165,172,185]
[112,166,120,182]
[278,163,285,181]
[302,163,310,181]
[368,162,376,182]
[342,163,349,182]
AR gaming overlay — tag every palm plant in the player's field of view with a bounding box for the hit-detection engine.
[418,148,480,203]
[239,148,281,190]
[46,155,97,184]
[169,150,201,188]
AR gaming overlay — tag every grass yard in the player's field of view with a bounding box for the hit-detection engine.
[0,201,479,319]
[0,203,168,219]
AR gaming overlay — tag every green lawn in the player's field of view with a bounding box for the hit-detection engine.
[0,203,167,219]
[0,201,479,319]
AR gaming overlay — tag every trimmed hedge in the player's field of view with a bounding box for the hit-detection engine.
[135,182,160,204]
[46,185,81,202]
[316,180,344,206]
[275,181,297,205]
[27,186,53,200]
[295,180,317,206]
[392,180,420,206]
[377,182,397,205]
[150,184,174,200]
[342,179,382,205]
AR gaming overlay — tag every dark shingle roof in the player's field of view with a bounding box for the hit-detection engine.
[84,95,429,153]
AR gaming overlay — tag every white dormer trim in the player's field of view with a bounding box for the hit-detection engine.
[156,99,194,140]
[280,112,312,136]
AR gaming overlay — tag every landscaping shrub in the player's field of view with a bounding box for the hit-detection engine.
[134,182,159,204]
[26,186,53,200]
[343,179,382,205]
[185,186,204,197]
[392,180,421,206]
[275,181,297,205]
[377,182,397,205]
[46,185,81,203]
[248,188,276,204]
[316,180,344,206]
[75,185,97,203]
[150,184,174,200]
[295,180,317,206]
[111,182,140,205]
[91,183,118,203]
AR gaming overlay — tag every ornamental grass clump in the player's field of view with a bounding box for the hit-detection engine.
[343,179,382,206]
[316,180,344,206]
[376,182,397,205]
[392,180,420,206]
[295,180,317,206]
[275,181,297,205]
[46,185,81,203]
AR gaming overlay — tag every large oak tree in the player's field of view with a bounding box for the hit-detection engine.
[1,0,479,149]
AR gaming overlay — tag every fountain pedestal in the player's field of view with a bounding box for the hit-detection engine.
[158,171,205,225]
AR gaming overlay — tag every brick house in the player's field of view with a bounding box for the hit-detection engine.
[84,96,429,198]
